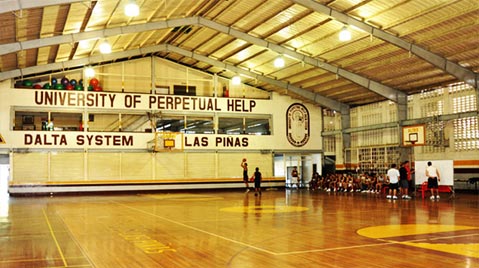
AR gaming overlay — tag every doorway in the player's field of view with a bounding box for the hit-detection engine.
[0,164,9,198]
[0,154,10,198]
[274,153,322,188]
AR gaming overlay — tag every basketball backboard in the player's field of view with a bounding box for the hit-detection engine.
[402,125,425,146]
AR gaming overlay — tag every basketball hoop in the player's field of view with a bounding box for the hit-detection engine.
[147,131,184,152]
[402,125,424,146]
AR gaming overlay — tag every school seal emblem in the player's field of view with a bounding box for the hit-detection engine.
[286,103,310,147]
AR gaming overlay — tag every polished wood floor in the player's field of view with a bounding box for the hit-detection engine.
[0,188,478,268]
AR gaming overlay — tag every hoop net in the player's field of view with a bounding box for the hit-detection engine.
[148,131,184,152]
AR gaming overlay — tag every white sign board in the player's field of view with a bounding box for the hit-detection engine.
[414,160,454,186]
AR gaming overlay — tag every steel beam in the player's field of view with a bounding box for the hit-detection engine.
[165,45,348,112]
[292,0,478,89]
[0,15,405,104]
[198,17,405,103]
[0,0,87,14]
[0,43,349,112]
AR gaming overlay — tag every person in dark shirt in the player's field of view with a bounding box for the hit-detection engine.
[399,161,411,199]
[254,167,262,196]
[241,158,250,193]
[291,166,299,188]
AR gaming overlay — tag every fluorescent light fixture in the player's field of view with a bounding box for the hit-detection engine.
[124,0,140,17]
[339,26,351,41]
[232,75,241,85]
[274,56,285,68]
[99,40,111,54]
[85,67,95,78]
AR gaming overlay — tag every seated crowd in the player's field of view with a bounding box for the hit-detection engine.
[310,172,388,194]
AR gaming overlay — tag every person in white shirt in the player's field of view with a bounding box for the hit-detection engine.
[426,161,441,200]
[386,163,400,200]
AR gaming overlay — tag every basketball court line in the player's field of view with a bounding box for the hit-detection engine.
[380,233,479,243]
[114,201,399,257]
[115,201,278,255]
[114,199,479,258]
[42,209,68,267]
[0,257,91,267]
[275,241,397,255]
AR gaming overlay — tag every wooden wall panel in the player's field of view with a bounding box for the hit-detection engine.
[121,152,152,180]
[217,152,244,179]
[12,152,48,182]
[87,152,121,181]
[50,152,84,181]
[186,152,216,179]
[241,153,273,178]
[155,152,185,179]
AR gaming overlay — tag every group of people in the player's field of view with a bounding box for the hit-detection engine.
[386,161,441,200]
[241,158,442,201]
[309,172,388,194]
[241,158,262,196]
[385,161,413,200]
[309,161,441,201]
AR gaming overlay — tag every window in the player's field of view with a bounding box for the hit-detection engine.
[51,112,83,131]
[14,111,82,131]
[88,113,150,132]
[218,116,271,135]
[218,117,243,134]
[184,116,214,134]
[156,115,214,134]
[245,118,270,135]
[156,115,184,132]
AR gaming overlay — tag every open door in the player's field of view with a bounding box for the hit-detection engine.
[0,164,9,200]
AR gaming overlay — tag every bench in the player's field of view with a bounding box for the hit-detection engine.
[418,181,453,199]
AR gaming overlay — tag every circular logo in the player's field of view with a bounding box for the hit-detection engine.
[286,103,310,147]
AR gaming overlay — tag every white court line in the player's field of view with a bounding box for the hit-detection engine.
[116,201,479,257]
[275,241,396,255]
[275,233,479,256]
[114,201,278,255]
[380,232,479,243]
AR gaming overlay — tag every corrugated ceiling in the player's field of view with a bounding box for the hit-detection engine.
[0,0,477,108]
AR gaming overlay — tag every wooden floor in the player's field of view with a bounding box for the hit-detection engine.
[0,188,478,268]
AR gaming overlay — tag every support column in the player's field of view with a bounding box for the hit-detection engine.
[341,107,351,170]
[397,93,411,162]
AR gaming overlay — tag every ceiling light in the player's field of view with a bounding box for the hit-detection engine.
[99,40,111,54]
[85,67,95,78]
[232,75,241,85]
[339,26,351,41]
[124,0,140,17]
[274,56,285,68]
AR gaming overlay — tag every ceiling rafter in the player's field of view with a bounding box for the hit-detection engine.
[0,43,348,113]
[291,0,478,89]
[0,0,89,14]
[0,16,405,104]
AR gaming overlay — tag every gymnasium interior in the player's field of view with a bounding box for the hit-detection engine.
[0,1,477,267]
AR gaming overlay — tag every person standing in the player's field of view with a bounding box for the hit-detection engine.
[291,166,299,188]
[399,162,411,199]
[241,158,250,193]
[426,161,441,200]
[404,161,415,196]
[253,167,262,196]
[386,163,400,200]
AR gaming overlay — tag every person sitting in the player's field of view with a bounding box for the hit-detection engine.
[375,174,386,194]
[310,171,320,190]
